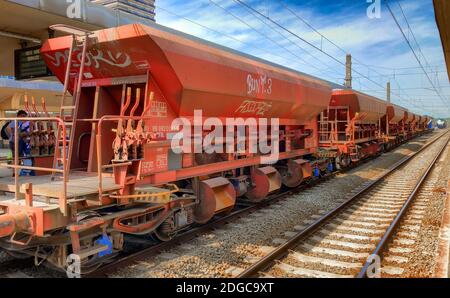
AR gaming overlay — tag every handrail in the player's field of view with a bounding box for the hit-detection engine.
[0,117,68,215]
[95,115,175,197]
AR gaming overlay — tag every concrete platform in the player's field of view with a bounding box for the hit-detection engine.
[0,171,120,198]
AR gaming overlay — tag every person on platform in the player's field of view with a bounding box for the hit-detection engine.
[8,110,31,159]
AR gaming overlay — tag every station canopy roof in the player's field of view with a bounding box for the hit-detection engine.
[0,0,159,112]
[0,77,62,112]
[0,0,157,42]
[434,0,450,81]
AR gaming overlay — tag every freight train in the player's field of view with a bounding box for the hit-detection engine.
[0,23,432,273]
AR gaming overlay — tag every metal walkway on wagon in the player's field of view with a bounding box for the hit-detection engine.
[0,172,120,198]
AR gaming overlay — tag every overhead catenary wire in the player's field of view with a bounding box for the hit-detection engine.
[277,0,443,113]
[384,0,450,110]
[394,0,445,93]
[222,0,346,80]
[234,0,351,70]
[207,0,326,74]
[348,71,448,78]
[156,1,442,116]
[232,1,404,90]
[233,0,435,114]
[353,63,446,72]
[157,2,345,83]
[155,4,313,72]
[277,0,450,115]
[278,0,403,87]
[361,86,450,92]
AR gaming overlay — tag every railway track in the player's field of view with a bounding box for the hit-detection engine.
[87,132,438,278]
[0,255,38,278]
[236,131,449,278]
[86,156,351,278]
[379,144,449,278]
[0,250,66,278]
[0,133,438,278]
[0,153,372,279]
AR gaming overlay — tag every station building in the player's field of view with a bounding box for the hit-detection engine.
[0,0,156,147]
[90,0,156,21]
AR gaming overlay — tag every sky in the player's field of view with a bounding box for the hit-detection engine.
[154,0,450,118]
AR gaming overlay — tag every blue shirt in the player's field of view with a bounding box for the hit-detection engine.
[9,120,30,142]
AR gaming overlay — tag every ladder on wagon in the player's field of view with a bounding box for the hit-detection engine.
[319,111,329,143]
[49,25,93,181]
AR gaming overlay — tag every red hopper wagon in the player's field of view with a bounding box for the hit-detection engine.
[0,23,335,271]
[0,22,430,273]
[318,89,386,166]
[381,103,408,148]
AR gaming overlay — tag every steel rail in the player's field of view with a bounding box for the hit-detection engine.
[85,173,335,278]
[0,134,416,278]
[86,136,399,278]
[357,131,450,278]
[237,130,448,278]
[0,257,38,277]
[85,132,430,278]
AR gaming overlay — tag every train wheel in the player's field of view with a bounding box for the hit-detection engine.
[153,215,179,242]
[338,154,351,168]
[46,246,109,276]
[154,229,176,242]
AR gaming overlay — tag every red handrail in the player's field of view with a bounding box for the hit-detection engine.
[0,117,68,215]
[96,115,176,196]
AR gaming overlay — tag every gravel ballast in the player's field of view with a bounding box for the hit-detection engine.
[382,138,450,277]
[112,133,441,278]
